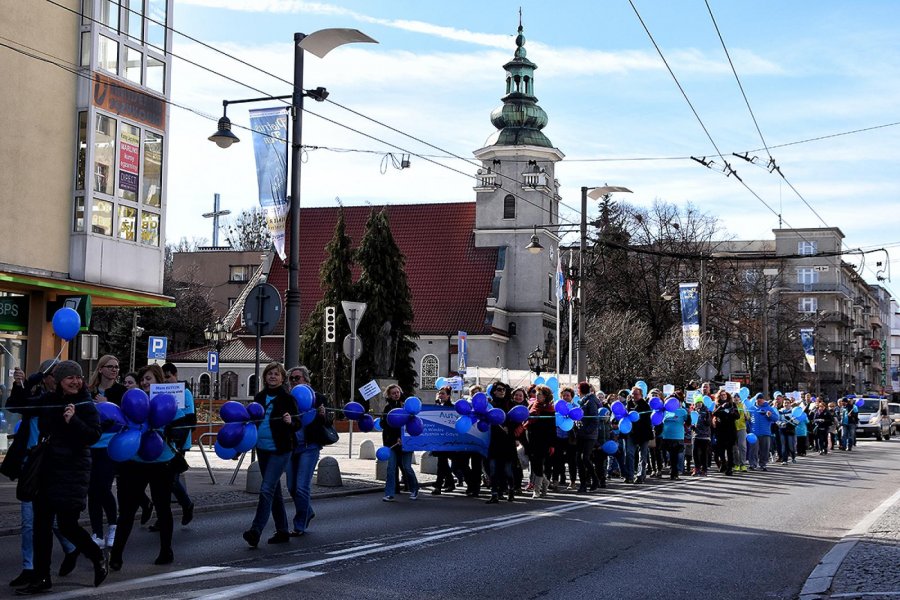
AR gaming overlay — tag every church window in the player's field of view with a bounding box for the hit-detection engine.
[503,194,516,219]
[420,355,439,390]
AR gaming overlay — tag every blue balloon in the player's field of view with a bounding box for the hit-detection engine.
[358,414,375,432]
[404,397,422,415]
[610,401,627,419]
[301,409,316,426]
[455,415,473,433]
[635,380,648,396]
[855,399,865,408]
[96,401,126,433]
[690,411,700,425]
[487,407,506,426]
[149,393,178,429]
[739,387,750,401]
[121,388,150,424]
[215,441,237,460]
[455,399,473,416]
[406,416,425,436]
[486,384,494,397]
[651,410,665,426]
[649,397,663,411]
[108,428,141,462]
[618,418,632,434]
[373,417,383,431]
[471,393,489,414]
[138,430,165,461]
[628,411,640,423]
[569,407,584,421]
[703,395,714,411]
[234,423,258,453]
[664,397,680,412]
[220,401,249,423]
[507,405,529,424]
[386,408,409,428]
[602,440,619,455]
[791,406,805,419]
[476,419,491,433]
[291,384,315,411]
[435,377,447,389]
[598,407,610,417]
[218,422,244,448]
[51,307,81,341]
[558,416,574,432]
[747,433,758,444]
[344,401,366,421]
[546,376,559,396]
[247,402,265,421]
[533,376,545,386]
[555,400,570,417]
[376,446,392,461]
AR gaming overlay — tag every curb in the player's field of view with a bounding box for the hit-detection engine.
[799,485,900,599]
[0,484,383,538]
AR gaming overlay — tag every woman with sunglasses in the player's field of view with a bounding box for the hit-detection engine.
[86,355,125,550]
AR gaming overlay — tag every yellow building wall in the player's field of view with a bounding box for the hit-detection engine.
[0,1,80,275]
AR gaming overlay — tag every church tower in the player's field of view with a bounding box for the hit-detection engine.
[473,19,565,372]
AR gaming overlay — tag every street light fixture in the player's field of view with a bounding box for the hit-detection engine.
[204,320,234,402]
[527,346,549,379]
[209,29,377,369]
[525,226,544,254]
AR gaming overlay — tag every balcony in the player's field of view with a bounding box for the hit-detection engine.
[473,172,500,192]
[780,282,857,296]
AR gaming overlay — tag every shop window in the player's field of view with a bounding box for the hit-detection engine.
[142,131,162,206]
[124,47,142,84]
[75,112,87,190]
[147,0,168,52]
[118,123,140,201]
[93,114,115,195]
[73,197,85,232]
[98,34,118,73]
[146,55,165,93]
[141,211,159,246]
[92,199,114,236]
[118,205,136,241]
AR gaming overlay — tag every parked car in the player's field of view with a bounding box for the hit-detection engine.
[888,403,900,437]
[856,397,891,441]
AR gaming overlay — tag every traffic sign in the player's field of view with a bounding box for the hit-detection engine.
[243,283,282,336]
[147,336,167,360]
[208,350,219,373]
[343,335,363,360]
[457,331,467,374]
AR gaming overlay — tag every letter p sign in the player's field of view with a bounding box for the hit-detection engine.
[147,336,168,360]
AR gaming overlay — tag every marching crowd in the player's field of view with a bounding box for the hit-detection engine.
[0,352,867,595]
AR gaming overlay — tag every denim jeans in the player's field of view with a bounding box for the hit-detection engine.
[631,440,650,480]
[623,437,636,480]
[733,430,748,467]
[250,450,291,534]
[780,433,796,460]
[749,435,772,467]
[841,424,857,449]
[488,458,513,495]
[20,502,76,569]
[385,447,418,497]
[287,444,320,532]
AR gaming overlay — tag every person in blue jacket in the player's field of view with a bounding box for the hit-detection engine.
[748,394,780,471]
[162,363,196,527]
[660,400,688,480]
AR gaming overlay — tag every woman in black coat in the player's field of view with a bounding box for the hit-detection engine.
[19,360,106,595]
[486,383,517,504]
[712,390,738,476]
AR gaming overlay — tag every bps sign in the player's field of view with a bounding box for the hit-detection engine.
[93,73,166,130]
[0,296,28,332]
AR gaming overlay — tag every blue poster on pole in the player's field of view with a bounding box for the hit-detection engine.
[401,405,489,456]
[249,107,289,260]
[679,282,700,350]
[800,327,816,372]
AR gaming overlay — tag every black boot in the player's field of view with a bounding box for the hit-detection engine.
[15,577,51,596]
[59,550,79,577]
[93,554,109,587]
[9,570,33,587]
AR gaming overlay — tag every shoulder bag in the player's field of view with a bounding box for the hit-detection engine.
[16,437,49,502]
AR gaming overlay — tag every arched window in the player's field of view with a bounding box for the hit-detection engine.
[503,194,515,219]
[198,373,211,397]
[420,354,439,390]
[221,371,238,400]
[248,374,258,397]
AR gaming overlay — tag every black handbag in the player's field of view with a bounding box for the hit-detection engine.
[16,437,49,502]
[320,421,339,446]
[168,446,190,474]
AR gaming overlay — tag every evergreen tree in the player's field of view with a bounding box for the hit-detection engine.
[354,209,418,395]
[300,209,355,405]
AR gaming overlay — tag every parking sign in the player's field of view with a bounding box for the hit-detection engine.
[147,336,168,360]
[208,350,219,373]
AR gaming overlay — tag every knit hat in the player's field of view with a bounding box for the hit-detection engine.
[39,358,59,375]
[53,360,83,380]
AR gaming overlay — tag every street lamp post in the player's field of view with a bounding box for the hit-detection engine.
[209,29,376,369]
[527,346,549,380]
[577,186,631,382]
[204,320,233,435]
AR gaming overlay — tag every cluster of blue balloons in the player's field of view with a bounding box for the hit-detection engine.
[343,401,376,432]
[213,401,261,459]
[608,399,643,434]
[375,398,428,461]
[554,398,584,432]
[453,392,527,435]
[532,375,560,398]
[51,307,81,342]
[103,388,178,462]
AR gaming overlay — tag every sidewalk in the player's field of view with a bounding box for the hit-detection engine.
[801,487,900,600]
[0,431,428,537]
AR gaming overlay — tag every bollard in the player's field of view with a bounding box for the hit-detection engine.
[419,451,438,475]
[358,439,376,460]
[245,461,261,494]
[316,456,343,487]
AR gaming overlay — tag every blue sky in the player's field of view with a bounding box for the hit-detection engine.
[165,1,900,295]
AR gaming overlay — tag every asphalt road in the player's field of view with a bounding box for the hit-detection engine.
[3,439,899,600]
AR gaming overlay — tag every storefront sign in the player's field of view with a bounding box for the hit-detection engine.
[47,295,92,331]
[93,73,166,130]
[118,127,140,194]
[0,296,28,332]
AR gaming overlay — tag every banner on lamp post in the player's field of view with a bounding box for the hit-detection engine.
[249,107,289,260]
[678,282,700,350]
[800,327,816,372]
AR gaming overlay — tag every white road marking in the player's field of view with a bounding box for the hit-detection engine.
[193,569,322,600]
[42,567,229,600]
[325,542,384,555]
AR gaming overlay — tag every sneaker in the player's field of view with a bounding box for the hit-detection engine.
[105,525,116,548]
[382,496,395,502]
[409,491,419,501]
[91,534,106,549]
[792,458,797,464]
[267,531,290,544]
[781,461,788,465]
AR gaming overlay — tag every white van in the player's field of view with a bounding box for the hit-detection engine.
[856,397,891,441]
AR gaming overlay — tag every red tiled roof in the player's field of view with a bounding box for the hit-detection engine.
[266,202,497,336]
[168,337,284,363]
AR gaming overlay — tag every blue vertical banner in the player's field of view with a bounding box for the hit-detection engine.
[800,327,816,372]
[248,107,289,260]
[678,282,700,350]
